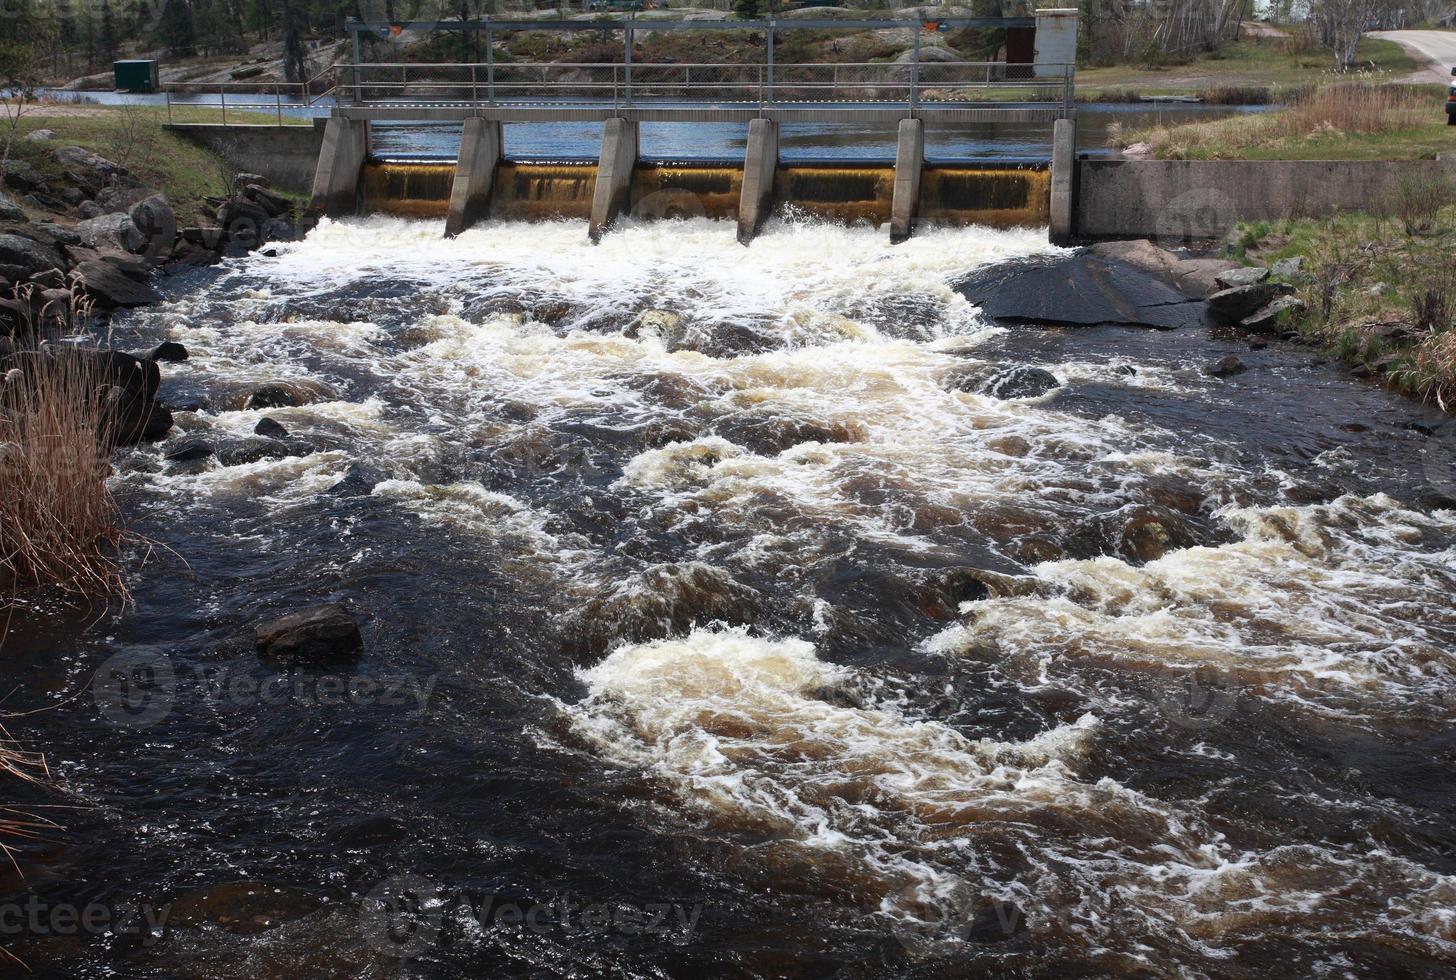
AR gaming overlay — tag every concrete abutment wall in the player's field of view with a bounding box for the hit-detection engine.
[1075,158,1456,240]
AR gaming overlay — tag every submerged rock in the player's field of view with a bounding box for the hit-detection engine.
[164,437,216,462]
[244,379,337,410]
[255,603,363,666]
[328,460,388,497]
[979,366,1061,400]
[148,340,189,363]
[1205,355,1247,378]
[254,416,289,439]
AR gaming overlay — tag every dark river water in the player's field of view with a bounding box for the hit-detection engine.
[3,215,1455,978]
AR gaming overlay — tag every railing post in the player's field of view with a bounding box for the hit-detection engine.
[910,21,921,111]
[276,84,283,126]
[471,63,477,103]
[766,20,774,105]
[486,19,495,103]
[220,89,226,126]
[625,18,634,106]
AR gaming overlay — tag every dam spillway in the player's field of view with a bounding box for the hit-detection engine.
[355,155,1055,236]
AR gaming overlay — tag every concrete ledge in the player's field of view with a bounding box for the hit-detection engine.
[1049,117,1075,244]
[309,116,368,218]
[444,118,502,238]
[166,121,326,195]
[589,118,639,243]
[889,118,924,244]
[1077,158,1456,240]
[737,119,778,246]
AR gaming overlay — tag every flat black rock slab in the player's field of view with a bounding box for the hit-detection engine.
[959,254,1205,331]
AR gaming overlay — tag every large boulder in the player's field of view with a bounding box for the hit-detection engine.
[0,233,64,278]
[129,194,176,262]
[254,603,363,666]
[99,385,173,444]
[53,145,127,185]
[74,259,160,307]
[1170,257,1242,299]
[2,160,47,193]
[243,184,291,218]
[1241,295,1306,333]
[1206,282,1290,325]
[961,253,1206,330]
[77,212,145,253]
[1214,266,1270,290]
[0,193,26,224]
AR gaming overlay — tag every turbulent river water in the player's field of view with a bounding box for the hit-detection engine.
[5,216,1456,977]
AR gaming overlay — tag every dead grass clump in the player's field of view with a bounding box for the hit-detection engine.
[1280,82,1427,138]
[1,306,128,606]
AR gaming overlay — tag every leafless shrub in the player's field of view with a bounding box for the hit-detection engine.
[1386,171,1455,236]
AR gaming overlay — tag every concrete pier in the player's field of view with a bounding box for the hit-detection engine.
[737,119,779,245]
[1049,117,1075,245]
[444,118,503,238]
[308,116,367,218]
[889,118,924,244]
[589,118,639,243]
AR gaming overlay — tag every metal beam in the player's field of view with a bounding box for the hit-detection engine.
[346,17,1037,34]
[337,104,1066,124]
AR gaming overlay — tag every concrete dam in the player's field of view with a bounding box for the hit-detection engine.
[305,11,1080,244]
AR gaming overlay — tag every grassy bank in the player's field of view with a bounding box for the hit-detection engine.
[4,105,241,226]
[1228,201,1456,406]
[1078,36,1419,99]
[1114,82,1452,160]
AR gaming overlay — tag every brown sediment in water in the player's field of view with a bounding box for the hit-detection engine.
[920,166,1051,228]
[492,162,597,221]
[358,160,1048,230]
[631,164,741,221]
[775,165,893,226]
[359,161,454,219]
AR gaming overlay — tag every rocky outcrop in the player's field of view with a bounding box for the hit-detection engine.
[255,603,364,666]
[960,252,1206,331]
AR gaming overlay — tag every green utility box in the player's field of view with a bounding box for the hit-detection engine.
[113,60,159,93]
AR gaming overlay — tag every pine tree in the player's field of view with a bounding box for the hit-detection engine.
[100,0,120,63]
[159,0,196,57]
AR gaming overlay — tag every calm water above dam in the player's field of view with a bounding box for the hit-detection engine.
[4,215,1454,977]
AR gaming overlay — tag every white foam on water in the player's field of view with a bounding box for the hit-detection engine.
[563,627,1456,964]
[928,493,1456,719]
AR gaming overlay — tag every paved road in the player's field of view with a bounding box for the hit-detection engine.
[1369,29,1456,83]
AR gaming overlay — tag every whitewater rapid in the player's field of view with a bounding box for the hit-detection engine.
[105,214,1456,975]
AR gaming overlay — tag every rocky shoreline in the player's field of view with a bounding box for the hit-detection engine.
[2,138,312,447]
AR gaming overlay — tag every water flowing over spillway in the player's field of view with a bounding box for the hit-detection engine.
[11,215,1456,976]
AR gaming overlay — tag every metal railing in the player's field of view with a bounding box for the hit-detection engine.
[334,60,1075,115]
[163,66,336,126]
